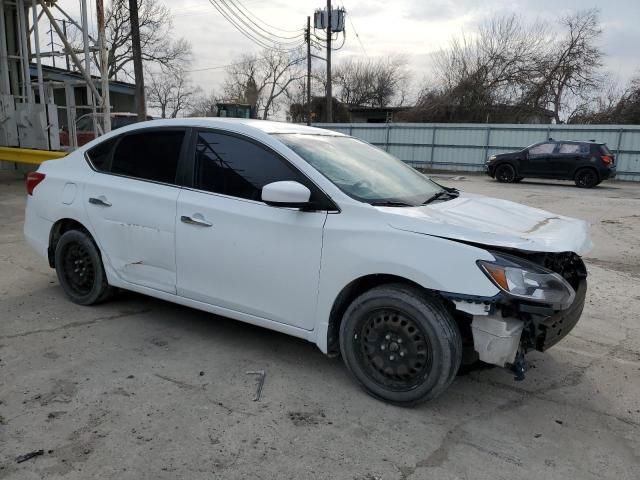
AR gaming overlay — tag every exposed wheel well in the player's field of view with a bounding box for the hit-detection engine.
[48,218,92,268]
[326,274,446,356]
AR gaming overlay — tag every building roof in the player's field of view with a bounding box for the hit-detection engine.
[29,63,135,95]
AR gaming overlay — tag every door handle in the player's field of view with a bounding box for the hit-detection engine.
[181,215,213,227]
[89,196,112,207]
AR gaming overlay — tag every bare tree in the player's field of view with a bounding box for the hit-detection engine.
[534,9,603,123]
[105,0,192,80]
[188,90,219,117]
[569,75,640,124]
[410,10,604,123]
[222,48,305,119]
[332,56,409,107]
[146,68,198,118]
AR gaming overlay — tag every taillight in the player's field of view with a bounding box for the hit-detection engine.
[26,172,46,195]
[600,155,614,166]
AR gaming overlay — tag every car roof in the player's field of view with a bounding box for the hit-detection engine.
[102,117,344,137]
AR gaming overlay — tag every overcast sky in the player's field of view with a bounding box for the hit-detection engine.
[162,0,640,99]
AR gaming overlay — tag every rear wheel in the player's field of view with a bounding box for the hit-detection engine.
[495,164,516,183]
[54,230,113,305]
[339,284,462,406]
[574,168,598,188]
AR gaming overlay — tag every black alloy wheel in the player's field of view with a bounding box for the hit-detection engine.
[575,169,598,188]
[495,164,516,183]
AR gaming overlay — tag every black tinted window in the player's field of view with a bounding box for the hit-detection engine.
[110,130,184,184]
[87,137,117,171]
[194,131,305,201]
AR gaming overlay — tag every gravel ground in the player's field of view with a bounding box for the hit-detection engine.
[0,170,639,480]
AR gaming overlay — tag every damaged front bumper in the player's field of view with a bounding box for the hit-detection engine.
[443,253,587,379]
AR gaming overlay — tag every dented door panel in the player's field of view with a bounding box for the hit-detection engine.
[84,172,179,293]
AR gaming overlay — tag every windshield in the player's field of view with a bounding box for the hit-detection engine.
[276,134,443,206]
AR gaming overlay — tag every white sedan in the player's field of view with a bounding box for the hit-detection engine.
[24,118,591,405]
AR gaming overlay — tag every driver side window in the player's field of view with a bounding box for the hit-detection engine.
[529,143,556,155]
[193,131,308,202]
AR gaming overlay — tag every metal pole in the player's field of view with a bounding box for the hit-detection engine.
[62,19,70,71]
[78,0,97,135]
[0,0,11,94]
[326,0,332,123]
[31,0,45,102]
[17,0,33,102]
[49,23,55,67]
[128,0,145,121]
[306,15,311,126]
[430,126,437,168]
[40,1,102,102]
[97,0,111,131]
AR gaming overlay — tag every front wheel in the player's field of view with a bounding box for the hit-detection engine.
[495,164,516,183]
[54,230,113,305]
[575,168,599,188]
[339,284,462,406]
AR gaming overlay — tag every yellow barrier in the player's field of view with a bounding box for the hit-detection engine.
[0,146,67,166]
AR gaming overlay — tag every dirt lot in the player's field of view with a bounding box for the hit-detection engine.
[1,169,639,480]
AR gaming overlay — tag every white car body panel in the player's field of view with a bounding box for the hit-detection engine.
[378,192,593,256]
[84,171,179,293]
[23,118,592,358]
[176,188,327,329]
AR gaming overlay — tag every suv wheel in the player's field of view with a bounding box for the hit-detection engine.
[495,164,516,183]
[339,284,462,406]
[575,168,599,188]
[54,230,113,305]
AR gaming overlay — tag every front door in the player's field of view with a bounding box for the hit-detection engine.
[521,142,556,176]
[84,128,187,293]
[176,130,328,329]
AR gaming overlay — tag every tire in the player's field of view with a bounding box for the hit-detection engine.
[339,284,462,406]
[574,168,599,188]
[54,230,113,305]
[495,164,516,183]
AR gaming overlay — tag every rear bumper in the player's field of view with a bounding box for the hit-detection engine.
[601,167,616,180]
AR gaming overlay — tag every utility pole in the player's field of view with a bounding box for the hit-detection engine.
[96,0,111,132]
[306,15,311,126]
[129,0,147,121]
[326,0,332,123]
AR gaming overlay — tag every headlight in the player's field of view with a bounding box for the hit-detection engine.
[478,253,575,309]
[487,155,497,162]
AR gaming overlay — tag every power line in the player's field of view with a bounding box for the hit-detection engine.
[221,0,302,42]
[208,0,304,52]
[231,0,304,34]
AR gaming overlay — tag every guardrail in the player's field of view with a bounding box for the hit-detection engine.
[315,123,640,182]
[0,146,66,167]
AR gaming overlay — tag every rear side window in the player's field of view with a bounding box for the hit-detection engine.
[599,144,612,155]
[109,130,185,184]
[558,143,580,154]
[193,131,306,201]
[87,137,117,171]
[529,143,555,155]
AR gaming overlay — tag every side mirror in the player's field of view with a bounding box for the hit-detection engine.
[262,181,311,208]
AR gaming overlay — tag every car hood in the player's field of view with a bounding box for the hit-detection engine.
[375,192,592,255]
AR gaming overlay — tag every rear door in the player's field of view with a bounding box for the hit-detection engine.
[175,130,329,329]
[552,143,582,177]
[84,128,188,293]
[521,142,556,176]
